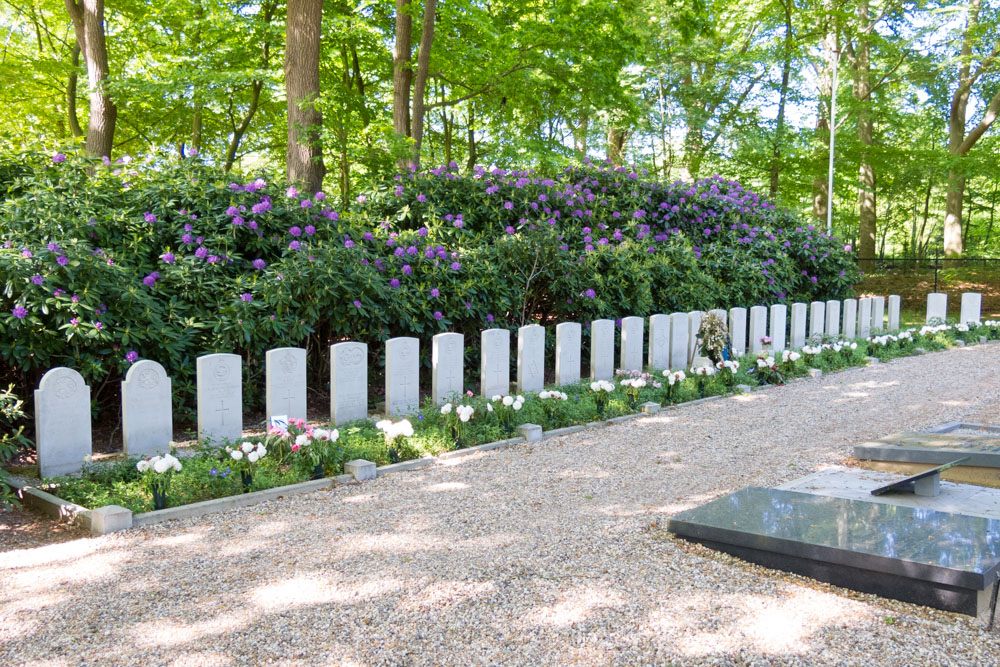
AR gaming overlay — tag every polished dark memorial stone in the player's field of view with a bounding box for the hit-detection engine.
[870,457,969,497]
[667,487,1000,619]
[855,432,1000,467]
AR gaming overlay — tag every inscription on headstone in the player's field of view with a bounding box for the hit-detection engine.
[330,342,368,424]
[648,314,671,370]
[769,304,787,352]
[386,337,420,415]
[432,333,464,404]
[35,367,92,477]
[517,325,545,392]
[555,322,582,385]
[122,360,172,457]
[620,316,644,371]
[480,328,510,397]
[265,347,307,422]
[197,353,242,445]
[590,319,614,381]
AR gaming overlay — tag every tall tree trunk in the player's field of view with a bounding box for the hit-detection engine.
[769,1,793,197]
[225,1,274,170]
[812,5,836,219]
[854,0,876,269]
[606,127,628,165]
[918,173,934,257]
[408,0,436,170]
[393,0,414,167]
[466,105,477,171]
[285,0,325,192]
[64,0,116,158]
[962,182,973,247]
[190,102,203,153]
[67,41,84,138]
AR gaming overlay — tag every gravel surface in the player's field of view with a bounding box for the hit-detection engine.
[3,344,1000,665]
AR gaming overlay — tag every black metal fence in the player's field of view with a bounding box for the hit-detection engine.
[857,255,1000,293]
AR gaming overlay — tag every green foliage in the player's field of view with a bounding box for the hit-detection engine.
[0,384,29,509]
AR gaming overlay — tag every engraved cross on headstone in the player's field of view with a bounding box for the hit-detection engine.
[216,400,230,425]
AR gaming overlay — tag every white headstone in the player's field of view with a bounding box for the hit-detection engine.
[35,367,91,477]
[858,297,873,338]
[843,299,858,339]
[769,304,787,353]
[432,333,464,404]
[386,337,420,415]
[687,311,703,362]
[872,296,886,333]
[648,314,671,370]
[748,306,767,354]
[790,303,807,349]
[620,316,644,371]
[555,322,582,386]
[122,360,172,457]
[265,347,307,422]
[888,295,901,331]
[197,353,242,445]
[961,292,982,324]
[590,319,614,381]
[729,308,747,358]
[517,325,545,392]
[480,328,510,397]
[926,293,948,324]
[330,342,368,424]
[809,301,825,338]
[825,300,840,337]
[670,312,690,370]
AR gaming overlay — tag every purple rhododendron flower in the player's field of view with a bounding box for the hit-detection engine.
[315,192,326,201]
[252,259,266,270]
[402,264,412,275]
[126,350,139,363]
[434,311,443,320]
[505,226,515,234]
[353,300,362,308]
[300,199,312,209]
[195,247,208,259]
[144,212,157,223]
[21,249,32,258]
[289,240,301,251]
[430,288,440,298]
[30,274,43,285]
[240,293,253,302]
[585,289,596,299]
[417,194,427,203]
[304,225,315,236]
[390,278,401,288]
[486,314,495,323]
[161,252,175,264]
[94,321,103,330]
[52,153,66,163]
[12,305,28,319]
[344,239,355,248]
[286,187,298,198]
[289,226,302,237]
[450,262,461,271]
[56,256,69,266]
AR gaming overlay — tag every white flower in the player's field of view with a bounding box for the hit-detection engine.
[517,395,524,402]
[231,450,243,460]
[375,419,392,431]
[153,458,170,474]
[502,395,514,406]
[330,429,339,442]
[313,429,329,441]
[512,400,523,411]
[295,434,310,447]
[398,419,414,437]
[241,441,254,453]
[487,403,494,412]
[591,381,601,391]
[256,445,267,458]
[136,460,150,472]
[491,395,502,402]
[619,379,630,386]
[172,460,182,472]
[849,342,857,350]
[440,403,453,415]
[756,358,768,368]
[539,390,551,399]
[247,451,259,463]
[765,356,775,366]
[629,378,646,389]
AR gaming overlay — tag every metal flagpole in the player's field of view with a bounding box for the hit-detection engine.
[827,48,841,236]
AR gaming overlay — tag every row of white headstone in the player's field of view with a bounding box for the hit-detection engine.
[33,291,984,478]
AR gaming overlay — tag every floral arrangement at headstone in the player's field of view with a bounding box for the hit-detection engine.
[715,360,740,388]
[661,370,686,404]
[537,390,569,427]
[269,418,340,479]
[376,418,414,463]
[491,394,525,435]
[588,381,614,418]
[440,403,475,449]
[225,441,268,492]
[780,349,801,373]
[751,354,783,385]
[136,451,182,510]
[697,313,730,363]
[618,375,646,410]
[691,365,715,398]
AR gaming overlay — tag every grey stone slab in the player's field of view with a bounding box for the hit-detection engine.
[35,367,92,478]
[590,319,615,381]
[855,432,1000,468]
[648,314,671,370]
[344,459,376,481]
[640,402,660,414]
[265,347,307,422]
[872,296,886,334]
[961,292,982,324]
[330,342,368,424]
[729,307,747,358]
[927,292,948,324]
[777,467,1000,521]
[687,311,704,363]
[748,306,767,355]
[620,316,644,371]
[432,332,464,404]
[386,336,420,415]
[196,353,242,446]
[858,297,873,339]
[888,295,901,331]
[928,422,1000,435]
[518,423,542,442]
[790,303,807,350]
[769,304,787,353]
[870,458,969,497]
[555,322,582,386]
[669,312,690,370]
[667,486,1000,618]
[91,505,133,535]
[480,328,510,397]
[843,299,858,339]
[809,301,825,338]
[518,324,545,392]
[825,300,840,337]
[122,360,172,458]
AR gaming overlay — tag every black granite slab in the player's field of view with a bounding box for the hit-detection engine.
[667,487,1000,618]
[855,432,1000,468]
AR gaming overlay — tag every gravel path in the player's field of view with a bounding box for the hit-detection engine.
[3,345,1000,666]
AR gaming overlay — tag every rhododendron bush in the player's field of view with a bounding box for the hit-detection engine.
[0,152,859,422]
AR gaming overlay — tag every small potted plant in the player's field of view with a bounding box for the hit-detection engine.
[440,402,475,449]
[226,441,268,492]
[691,365,715,398]
[376,418,414,462]
[136,452,182,510]
[661,370,685,404]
